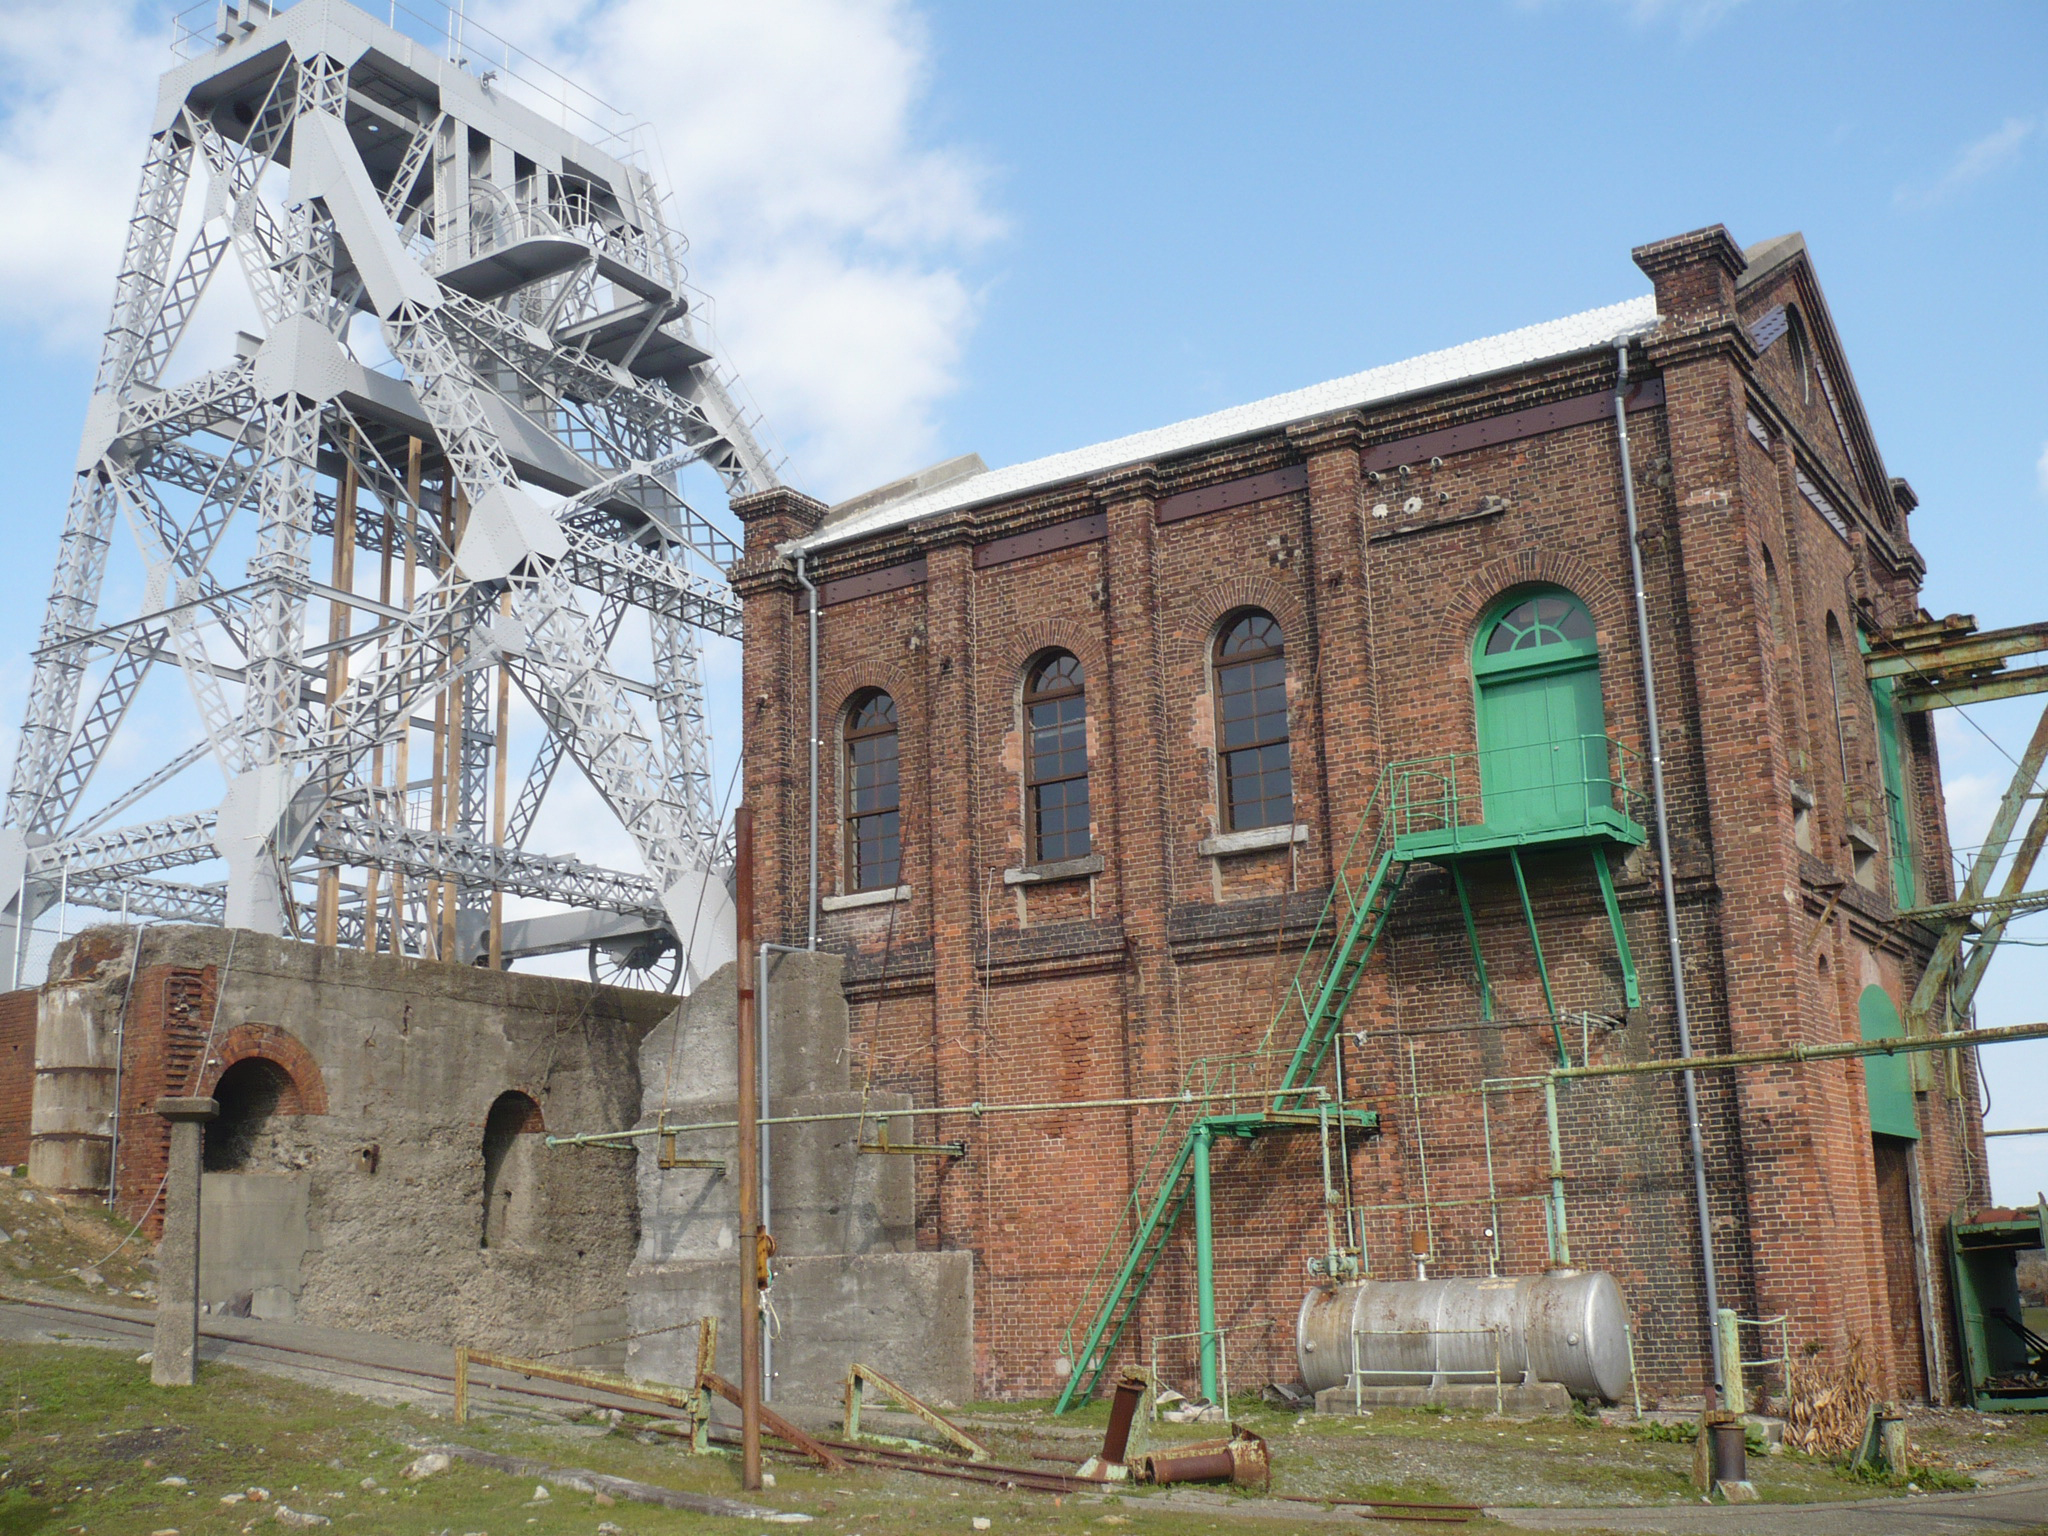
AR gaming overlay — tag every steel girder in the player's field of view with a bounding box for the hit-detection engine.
[3,3,776,965]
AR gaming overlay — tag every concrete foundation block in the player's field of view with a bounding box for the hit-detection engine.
[626,1251,973,1410]
[1314,1379,1574,1414]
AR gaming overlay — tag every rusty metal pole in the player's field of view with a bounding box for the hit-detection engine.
[734,806,763,1490]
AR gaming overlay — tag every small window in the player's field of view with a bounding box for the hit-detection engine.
[1481,593,1595,655]
[1024,652,1090,863]
[1215,612,1293,832]
[844,691,901,891]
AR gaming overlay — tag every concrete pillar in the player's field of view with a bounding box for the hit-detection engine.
[152,1095,217,1387]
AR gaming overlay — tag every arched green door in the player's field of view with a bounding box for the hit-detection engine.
[1859,984,1918,1139]
[1474,589,1606,833]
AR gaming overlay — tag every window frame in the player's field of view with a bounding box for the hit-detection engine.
[1020,651,1091,865]
[842,689,902,892]
[1212,610,1294,834]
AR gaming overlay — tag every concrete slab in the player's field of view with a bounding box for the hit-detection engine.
[1316,1380,1574,1413]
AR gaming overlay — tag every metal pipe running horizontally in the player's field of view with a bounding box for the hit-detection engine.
[1614,338,1724,1404]
[545,1084,1338,1148]
[1551,1015,2048,1079]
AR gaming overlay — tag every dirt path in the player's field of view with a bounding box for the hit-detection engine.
[1489,1480,2048,1534]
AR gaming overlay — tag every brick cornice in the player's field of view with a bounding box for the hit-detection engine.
[1089,462,1160,506]
[1285,412,1366,456]
[1632,224,1746,284]
[1640,317,1749,373]
[731,485,828,531]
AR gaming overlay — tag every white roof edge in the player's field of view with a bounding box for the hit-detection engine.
[788,293,1661,556]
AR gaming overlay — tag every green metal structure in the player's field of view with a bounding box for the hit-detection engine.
[1051,589,1668,1414]
[1947,1203,2048,1412]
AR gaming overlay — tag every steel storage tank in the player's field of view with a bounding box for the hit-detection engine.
[1296,1271,1632,1402]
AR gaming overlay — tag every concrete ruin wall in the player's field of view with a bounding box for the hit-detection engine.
[29,925,671,1355]
[626,948,973,1408]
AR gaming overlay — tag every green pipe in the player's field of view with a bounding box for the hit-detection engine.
[1544,1076,1570,1266]
[1193,1121,1219,1403]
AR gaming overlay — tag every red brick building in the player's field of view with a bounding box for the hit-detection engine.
[732,225,1988,1404]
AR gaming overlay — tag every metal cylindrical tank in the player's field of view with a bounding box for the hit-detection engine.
[1297,1271,1632,1402]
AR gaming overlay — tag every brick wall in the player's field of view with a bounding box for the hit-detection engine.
[735,224,1985,1404]
[0,990,36,1166]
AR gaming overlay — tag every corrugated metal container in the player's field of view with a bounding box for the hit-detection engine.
[26,981,114,1195]
[1297,1271,1632,1402]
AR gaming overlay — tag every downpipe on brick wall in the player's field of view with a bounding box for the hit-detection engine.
[793,551,820,951]
[1615,339,1725,1406]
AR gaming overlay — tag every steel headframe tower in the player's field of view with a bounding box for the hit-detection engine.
[0,0,775,988]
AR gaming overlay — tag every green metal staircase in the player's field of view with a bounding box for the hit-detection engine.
[1052,775,1405,1412]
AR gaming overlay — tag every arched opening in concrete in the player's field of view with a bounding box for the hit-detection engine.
[204,1057,296,1172]
[481,1090,545,1250]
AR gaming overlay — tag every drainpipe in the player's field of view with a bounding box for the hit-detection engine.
[792,552,819,951]
[756,940,812,1403]
[1614,340,1725,1405]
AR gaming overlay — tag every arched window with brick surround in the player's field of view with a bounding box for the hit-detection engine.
[843,689,902,891]
[1024,651,1090,862]
[1214,610,1293,832]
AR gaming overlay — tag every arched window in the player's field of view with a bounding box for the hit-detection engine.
[1472,587,1607,832]
[844,690,901,891]
[481,1090,545,1250]
[204,1058,295,1172]
[1024,652,1090,862]
[1214,611,1293,832]
[1786,306,1813,406]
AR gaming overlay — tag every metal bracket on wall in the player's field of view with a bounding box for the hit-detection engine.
[657,1131,728,1174]
[858,1116,965,1159]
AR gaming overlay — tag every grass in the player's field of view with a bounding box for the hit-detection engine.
[0,1336,2032,1536]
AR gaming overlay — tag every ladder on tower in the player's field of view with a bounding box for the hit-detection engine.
[1053,775,1406,1412]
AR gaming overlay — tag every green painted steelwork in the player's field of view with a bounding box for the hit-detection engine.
[1193,1123,1218,1401]
[1591,846,1641,1009]
[1508,846,1567,1066]
[1947,1204,2048,1411]
[1450,860,1494,1019]
[1861,629,1918,908]
[1858,985,1918,1140]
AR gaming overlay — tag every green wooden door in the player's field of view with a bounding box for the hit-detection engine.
[1474,590,1606,833]
[1859,984,1919,1140]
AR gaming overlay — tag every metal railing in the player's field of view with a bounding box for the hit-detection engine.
[1349,1325,1507,1415]
[1386,736,1648,843]
[1715,1308,1790,1414]
[1147,1323,1259,1420]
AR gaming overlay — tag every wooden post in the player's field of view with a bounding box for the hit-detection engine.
[453,1345,470,1424]
[735,806,762,1489]
[363,486,397,952]
[315,449,359,947]
[389,438,422,954]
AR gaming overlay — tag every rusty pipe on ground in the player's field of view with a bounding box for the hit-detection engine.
[1137,1427,1269,1490]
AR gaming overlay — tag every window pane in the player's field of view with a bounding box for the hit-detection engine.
[1225,742,1293,831]
[1032,775,1091,862]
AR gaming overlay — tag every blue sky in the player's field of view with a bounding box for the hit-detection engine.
[0,0,2042,1195]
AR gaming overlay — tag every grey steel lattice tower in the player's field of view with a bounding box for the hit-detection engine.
[0,0,774,986]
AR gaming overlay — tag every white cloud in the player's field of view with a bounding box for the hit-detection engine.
[484,0,1001,498]
[1511,0,1752,41]
[0,1,169,349]
[0,0,999,498]
[1895,114,2037,209]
